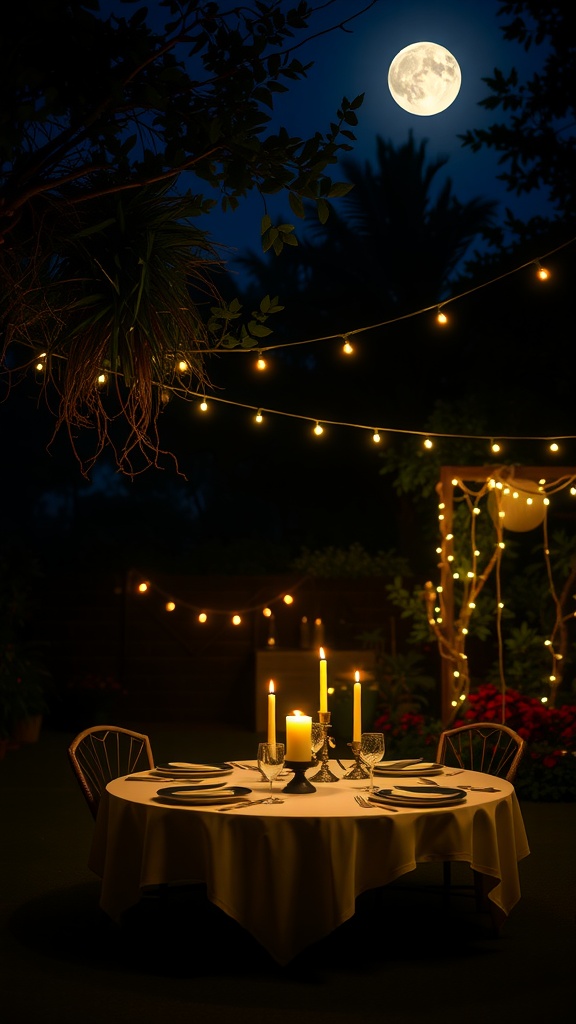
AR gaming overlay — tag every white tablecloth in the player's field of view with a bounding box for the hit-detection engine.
[89,763,530,964]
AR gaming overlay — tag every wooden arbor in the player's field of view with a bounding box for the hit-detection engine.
[431,466,576,725]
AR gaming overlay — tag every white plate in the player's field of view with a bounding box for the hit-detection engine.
[374,762,444,778]
[154,762,233,777]
[154,785,252,805]
[371,785,466,808]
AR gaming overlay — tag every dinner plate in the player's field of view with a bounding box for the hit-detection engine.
[374,761,444,778]
[371,785,466,808]
[154,762,233,777]
[154,785,252,805]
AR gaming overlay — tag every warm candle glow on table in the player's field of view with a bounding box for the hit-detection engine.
[267,679,276,744]
[319,647,328,712]
[286,710,312,761]
[353,670,362,742]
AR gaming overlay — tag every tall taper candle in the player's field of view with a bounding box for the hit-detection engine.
[319,646,328,712]
[353,670,362,742]
[267,679,276,744]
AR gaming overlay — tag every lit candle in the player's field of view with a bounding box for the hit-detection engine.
[319,646,328,712]
[353,671,362,742]
[267,679,276,745]
[286,710,312,761]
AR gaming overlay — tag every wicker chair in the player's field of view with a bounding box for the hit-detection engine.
[68,725,154,820]
[436,721,526,914]
[436,721,526,782]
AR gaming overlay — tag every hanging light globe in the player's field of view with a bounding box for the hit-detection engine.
[490,479,547,532]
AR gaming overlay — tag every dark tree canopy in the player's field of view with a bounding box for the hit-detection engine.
[0,0,370,474]
[460,0,576,235]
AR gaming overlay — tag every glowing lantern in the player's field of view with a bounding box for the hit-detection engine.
[490,479,547,532]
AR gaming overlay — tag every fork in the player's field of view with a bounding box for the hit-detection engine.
[354,795,398,812]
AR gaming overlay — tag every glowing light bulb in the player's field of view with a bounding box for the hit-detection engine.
[372,430,381,443]
[232,614,242,626]
[137,582,149,593]
[200,399,208,412]
[314,422,324,436]
[177,359,188,372]
[263,607,272,618]
[436,308,448,325]
[491,441,501,453]
[549,442,559,452]
[255,409,263,423]
[256,354,267,370]
[198,612,207,623]
[342,336,354,354]
[423,438,433,449]
[165,601,176,612]
[283,594,294,605]
[535,261,549,281]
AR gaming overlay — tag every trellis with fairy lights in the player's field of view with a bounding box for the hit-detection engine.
[428,466,576,725]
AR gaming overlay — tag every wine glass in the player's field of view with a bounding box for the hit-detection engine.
[360,732,385,792]
[311,723,324,762]
[257,742,285,803]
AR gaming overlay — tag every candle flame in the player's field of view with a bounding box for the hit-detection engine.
[268,679,275,694]
[354,670,360,683]
[319,646,326,660]
[291,709,303,717]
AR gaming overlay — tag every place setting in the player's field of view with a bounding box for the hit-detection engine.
[366,784,468,809]
[152,784,253,806]
[373,758,445,779]
[126,761,234,782]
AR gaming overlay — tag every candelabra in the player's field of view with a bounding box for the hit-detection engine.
[309,711,339,783]
[343,740,370,779]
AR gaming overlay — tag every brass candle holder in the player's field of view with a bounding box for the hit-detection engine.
[309,711,339,783]
[343,740,370,779]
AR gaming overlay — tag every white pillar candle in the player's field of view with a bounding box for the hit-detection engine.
[286,711,312,762]
[353,671,362,742]
[267,679,276,745]
[319,647,328,712]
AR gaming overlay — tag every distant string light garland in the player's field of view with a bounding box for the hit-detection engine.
[132,572,308,627]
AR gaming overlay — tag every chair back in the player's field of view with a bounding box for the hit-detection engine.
[436,721,526,781]
[68,725,154,820]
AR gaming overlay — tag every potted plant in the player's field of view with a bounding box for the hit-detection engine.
[0,547,50,748]
[0,640,49,746]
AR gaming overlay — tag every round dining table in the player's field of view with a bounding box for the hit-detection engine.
[88,761,530,965]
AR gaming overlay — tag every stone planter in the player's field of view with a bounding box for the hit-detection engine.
[11,714,43,744]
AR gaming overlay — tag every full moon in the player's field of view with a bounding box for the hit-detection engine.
[388,41,461,116]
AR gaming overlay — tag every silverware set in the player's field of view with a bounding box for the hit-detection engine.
[417,776,500,792]
[354,795,398,812]
[218,797,284,811]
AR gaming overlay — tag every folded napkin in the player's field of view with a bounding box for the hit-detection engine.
[159,762,223,771]
[379,758,423,769]
[177,788,236,797]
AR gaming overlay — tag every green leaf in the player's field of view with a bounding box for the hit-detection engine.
[288,192,305,218]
